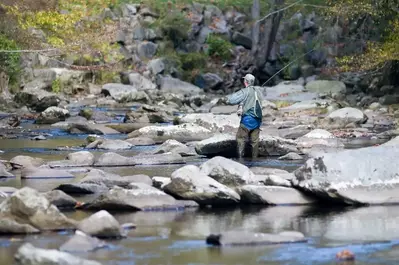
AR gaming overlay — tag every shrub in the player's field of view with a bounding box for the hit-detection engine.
[206,34,233,61]
[179,52,207,70]
[51,78,61,93]
[0,34,20,85]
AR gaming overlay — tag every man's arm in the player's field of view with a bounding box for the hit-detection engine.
[225,89,247,105]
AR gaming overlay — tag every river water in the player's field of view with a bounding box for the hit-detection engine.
[0,121,398,265]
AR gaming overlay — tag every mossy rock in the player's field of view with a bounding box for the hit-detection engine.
[79,108,94,120]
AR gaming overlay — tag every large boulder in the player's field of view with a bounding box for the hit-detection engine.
[77,210,123,238]
[163,165,241,205]
[194,73,223,90]
[128,73,157,90]
[83,184,182,211]
[35,106,70,124]
[0,218,39,234]
[199,156,257,186]
[158,76,202,96]
[67,151,95,166]
[15,243,101,265]
[128,123,213,143]
[292,145,399,205]
[238,186,315,205]
[101,83,150,103]
[10,156,44,169]
[195,134,299,157]
[180,113,240,133]
[324,107,368,127]
[206,231,306,246]
[0,187,76,232]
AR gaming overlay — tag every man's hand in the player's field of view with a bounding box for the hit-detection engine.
[237,105,243,116]
[217,97,228,105]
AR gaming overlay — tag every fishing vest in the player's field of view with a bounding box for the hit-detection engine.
[242,86,263,119]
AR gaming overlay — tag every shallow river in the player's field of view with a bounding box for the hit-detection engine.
[0,122,398,265]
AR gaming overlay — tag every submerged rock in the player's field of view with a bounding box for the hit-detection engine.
[293,145,399,205]
[60,231,107,252]
[164,165,240,205]
[206,231,306,246]
[21,167,74,179]
[0,187,76,232]
[15,243,101,265]
[238,186,315,205]
[97,139,133,150]
[83,184,182,211]
[77,210,123,238]
[94,152,185,167]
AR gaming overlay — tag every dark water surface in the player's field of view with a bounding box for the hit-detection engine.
[0,125,398,265]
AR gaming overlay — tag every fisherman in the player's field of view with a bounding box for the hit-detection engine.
[219,74,263,159]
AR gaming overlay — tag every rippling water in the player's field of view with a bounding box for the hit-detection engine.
[0,125,398,265]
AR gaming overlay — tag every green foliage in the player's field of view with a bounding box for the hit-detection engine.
[179,52,207,70]
[206,34,233,61]
[96,71,120,84]
[157,12,191,47]
[0,34,20,85]
[51,78,61,93]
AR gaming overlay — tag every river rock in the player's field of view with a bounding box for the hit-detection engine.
[163,165,241,205]
[195,134,299,157]
[94,152,184,166]
[60,231,106,252]
[126,137,155,146]
[10,156,44,169]
[35,106,70,124]
[194,73,223,90]
[67,151,95,166]
[152,177,171,189]
[180,113,240,133]
[238,186,315,205]
[83,184,182,211]
[278,152,303,160]
[43,190,78,209]
[305,80,346,94]
[199,156,257,186]
[128,123,213,143]
[292,145,399,205]
[97,139,133,150]
[0,218,40,234]
[60,122,120,135]
[101,83,150,103]
[124,175,153,186]
[77,210,123,238]
[296,129,344,152]
[324,107,368,127]
[206,231,306,246]
[15,243,101,265]
[152,139,195,156]
[128,73,157,90]
[0,187,76,231]
[250,167,294,187]
[158,76,202,96]
[0,162,14,178]
[21,167,74,179]
[56,182,108,195]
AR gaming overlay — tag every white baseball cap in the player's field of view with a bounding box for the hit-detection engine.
[243,74,255,84]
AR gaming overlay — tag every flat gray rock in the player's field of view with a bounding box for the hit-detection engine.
[238,185,316,205]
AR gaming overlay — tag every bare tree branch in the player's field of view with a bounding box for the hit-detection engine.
[257,0,303,23]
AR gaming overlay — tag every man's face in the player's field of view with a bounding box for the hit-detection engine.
[244,80,248,87]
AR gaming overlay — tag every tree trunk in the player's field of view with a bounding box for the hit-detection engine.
[0,71,9,93]
[252,0,284,70]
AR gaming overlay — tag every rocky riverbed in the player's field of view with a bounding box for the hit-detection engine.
[1,77,399,264]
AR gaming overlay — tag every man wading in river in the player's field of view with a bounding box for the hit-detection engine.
[220,74,263,159]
